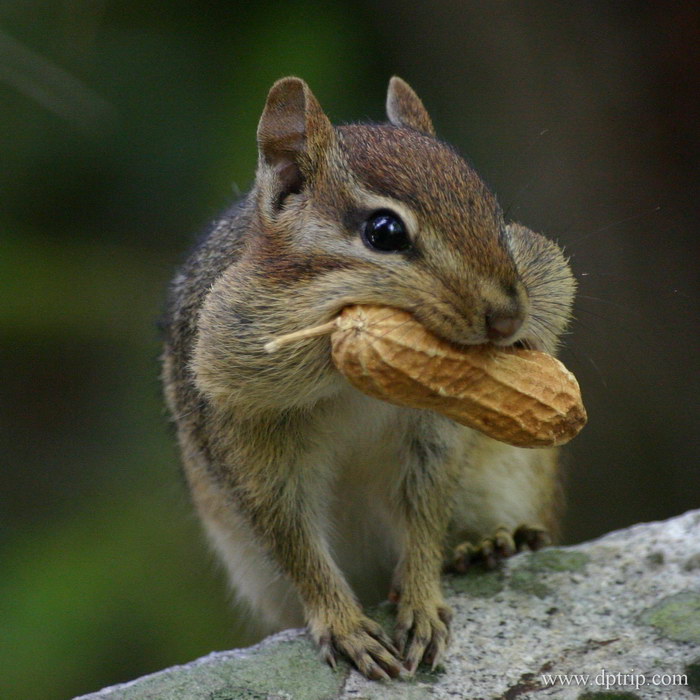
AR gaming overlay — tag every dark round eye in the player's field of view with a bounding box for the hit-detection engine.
[361,210,411,253]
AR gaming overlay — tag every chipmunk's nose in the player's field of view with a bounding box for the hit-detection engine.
[485,311,523,342]
[484,280,529,344]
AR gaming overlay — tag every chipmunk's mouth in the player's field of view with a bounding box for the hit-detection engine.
[512,337,544,352]
[407,305,482,348]
[407,303,544,353]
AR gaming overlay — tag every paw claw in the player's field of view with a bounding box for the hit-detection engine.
[394,625,409,657]
[312,612,402,681]
[394,601,451,674]
[362,657,391,681]
[319,635,337,670]
[514,524,551,552]
[449,541,478,573]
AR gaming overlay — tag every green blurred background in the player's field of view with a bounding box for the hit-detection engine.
[1,2,698,698]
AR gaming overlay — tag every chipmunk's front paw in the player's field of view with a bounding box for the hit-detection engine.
[448,524,551,573]
[394,600,452,674]
[310,612,402,681]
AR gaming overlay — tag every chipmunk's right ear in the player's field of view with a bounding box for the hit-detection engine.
[386,77,435,137]
[256,77,334,203]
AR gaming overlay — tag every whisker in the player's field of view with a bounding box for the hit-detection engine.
[566,205,662,249]
[503,128,552,220]
[576,295,642,316]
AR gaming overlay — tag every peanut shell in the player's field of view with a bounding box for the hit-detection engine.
[331,305,586,448]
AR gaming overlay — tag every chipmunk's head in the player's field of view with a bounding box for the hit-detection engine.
[253,77,575,354]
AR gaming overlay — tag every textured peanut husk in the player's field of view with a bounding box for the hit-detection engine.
[331,305,587,448]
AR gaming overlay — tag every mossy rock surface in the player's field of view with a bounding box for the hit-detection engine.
[77,510,700,700]
[78,633,347,700]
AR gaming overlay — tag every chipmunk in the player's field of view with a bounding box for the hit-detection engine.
[161,76,576,680]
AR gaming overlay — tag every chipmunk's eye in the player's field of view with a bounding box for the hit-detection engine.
[362,210,411,253]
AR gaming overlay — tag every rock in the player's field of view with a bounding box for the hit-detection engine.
[76,510,700,700]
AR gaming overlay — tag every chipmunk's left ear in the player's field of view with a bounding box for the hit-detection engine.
[386,77,435,137]
[257,77,334,204]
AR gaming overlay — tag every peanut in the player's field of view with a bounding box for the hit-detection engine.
[331,305,586,448]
